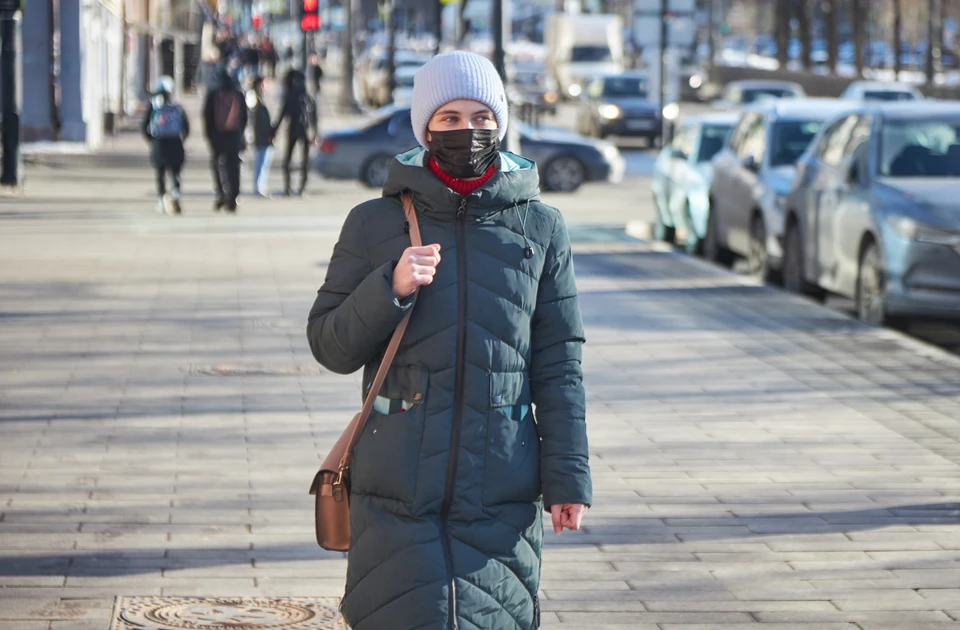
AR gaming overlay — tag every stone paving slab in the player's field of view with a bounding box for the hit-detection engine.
[3,136,960,629]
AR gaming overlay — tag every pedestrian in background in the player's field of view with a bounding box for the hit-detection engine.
[274,70,316,196]
[306,51,591,630]
[248,76,275,197]
[308,52,324,97]
[142,75,189,215]
[203,66,247,213]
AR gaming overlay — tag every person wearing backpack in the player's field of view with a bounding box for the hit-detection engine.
[142,76,190,215]
[248,76,275,197]
[274,69,317,196]
[203,66,248,212]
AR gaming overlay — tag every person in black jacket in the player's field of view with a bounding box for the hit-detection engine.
[248,76,274,197]
[203,66,248,212]
[273,69,316,196]
[142,76,190,215]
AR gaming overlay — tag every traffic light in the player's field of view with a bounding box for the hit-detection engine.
[301,0,320,31]
[252,14,263,30]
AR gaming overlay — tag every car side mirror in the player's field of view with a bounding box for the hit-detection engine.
[742,154,758,171]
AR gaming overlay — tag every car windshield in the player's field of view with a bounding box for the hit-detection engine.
[769,120,825,166]
[742,88,797,104]
[571,46,611,62]
[697,124,733,162]
[881,119,960,177]
[603,77,646,97]
[863,90,917,101]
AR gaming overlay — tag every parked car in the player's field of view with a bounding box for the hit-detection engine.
[714,80,806,109]
[841,81,923,102]
[651,112,738,253]
[391,65,417,106]
[781,102,960,325]
[362,49,431,107]
[706,98,854,276]
[316,106,624,192]
[507,60,560,115]
[575,71,661,144]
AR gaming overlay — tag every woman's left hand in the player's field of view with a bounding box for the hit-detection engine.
[550,503,587,534]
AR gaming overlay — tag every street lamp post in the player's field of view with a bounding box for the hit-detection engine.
[0,0,20,187]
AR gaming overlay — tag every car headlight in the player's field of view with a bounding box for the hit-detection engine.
[689,74,703,89]
[568,83,582,97]
[601,142,620,161]
[598,104,621,119]
[888,216,960,245]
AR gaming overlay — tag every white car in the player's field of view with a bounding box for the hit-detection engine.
[840,81,923,102]
[652,113,738,253]
[391,65,418,106]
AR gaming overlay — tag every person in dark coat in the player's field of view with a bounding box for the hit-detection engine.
[306,51,592,630]
[273,69,316,196]
[141,75,189,215]
[203,66,248,212]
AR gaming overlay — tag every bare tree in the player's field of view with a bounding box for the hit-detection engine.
[925,0,936,83]
[852,0,865,76]
[824,0,838,73]
[776,0,790,68]
[798,0,812,69]
[893,0,902,78]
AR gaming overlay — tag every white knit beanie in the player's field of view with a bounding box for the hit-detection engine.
[411,51,509,150]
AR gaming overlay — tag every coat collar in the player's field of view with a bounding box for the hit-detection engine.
[382,147,542,222]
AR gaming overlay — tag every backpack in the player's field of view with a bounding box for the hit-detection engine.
[213,89,243,133]
[298,92,316,131]
[149,103,184,138]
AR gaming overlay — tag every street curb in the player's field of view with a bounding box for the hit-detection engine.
[620,220,960,369]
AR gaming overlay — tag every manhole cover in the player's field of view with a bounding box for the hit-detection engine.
[187,364,323,376]
[111,596,346,630]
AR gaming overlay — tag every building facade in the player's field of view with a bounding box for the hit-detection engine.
[22,0,203,148]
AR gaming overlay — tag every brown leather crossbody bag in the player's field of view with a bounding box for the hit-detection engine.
[309,192,422,551]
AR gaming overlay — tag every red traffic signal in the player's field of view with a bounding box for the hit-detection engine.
[301,0,319,31]
[252,14,263,30]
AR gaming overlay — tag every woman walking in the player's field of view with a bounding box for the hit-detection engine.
[307,51,591,630]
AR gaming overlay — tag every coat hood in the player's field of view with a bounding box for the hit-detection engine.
[383,147,542,222]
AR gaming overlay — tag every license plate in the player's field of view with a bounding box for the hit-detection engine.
[626,119,654,130]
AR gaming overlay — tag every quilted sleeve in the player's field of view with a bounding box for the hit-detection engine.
[307,206,413,375]
[531,211,592,510]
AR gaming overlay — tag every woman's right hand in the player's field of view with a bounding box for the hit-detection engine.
[393,244,442,299]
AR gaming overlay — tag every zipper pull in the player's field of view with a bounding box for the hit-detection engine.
[456,197,467,219]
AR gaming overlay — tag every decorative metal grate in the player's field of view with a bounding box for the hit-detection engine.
[111,596,347,630]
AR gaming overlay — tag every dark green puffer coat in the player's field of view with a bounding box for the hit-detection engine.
[307,147,592,630]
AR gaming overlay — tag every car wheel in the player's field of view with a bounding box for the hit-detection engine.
[654,219,676,244]
[683,204,702,256]
[856,242,893,327]
[703,204,734,267]
[782,224,826,301]
[746,214,772,281]
[361,154,393,188]
[543,156,586,192]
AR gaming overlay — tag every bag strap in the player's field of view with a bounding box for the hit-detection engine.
[336,192,422,476]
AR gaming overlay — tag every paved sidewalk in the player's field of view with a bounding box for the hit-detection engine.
[2,129,960,630]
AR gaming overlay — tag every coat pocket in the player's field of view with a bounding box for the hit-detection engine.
[350,367,428,503]
[482,371,541,506]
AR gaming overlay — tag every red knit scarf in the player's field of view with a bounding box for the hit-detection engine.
[428,157,496,197]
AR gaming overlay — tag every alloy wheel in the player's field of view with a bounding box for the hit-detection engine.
[856,244,887,326]
[363,155,392,188]
[545,157,586,192]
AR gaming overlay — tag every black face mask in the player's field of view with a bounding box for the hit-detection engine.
[428,128,500,179]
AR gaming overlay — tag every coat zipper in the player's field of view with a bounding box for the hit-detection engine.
[440,194,470,630]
